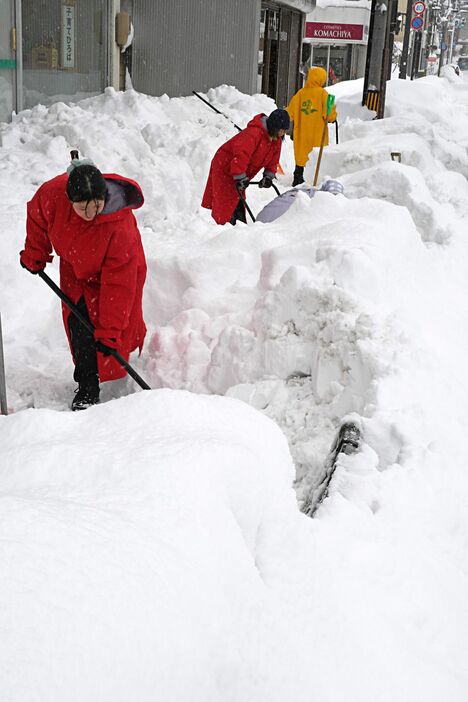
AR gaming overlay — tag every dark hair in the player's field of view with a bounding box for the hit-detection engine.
[66,165,107,203]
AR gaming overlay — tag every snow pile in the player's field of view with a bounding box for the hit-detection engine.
[0,390,313,701]
[1,76,468,700]
[2,78,468,495]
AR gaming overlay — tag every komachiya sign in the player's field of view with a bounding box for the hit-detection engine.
[305,22,364,41]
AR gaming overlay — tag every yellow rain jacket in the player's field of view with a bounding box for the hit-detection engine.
[286,66,337,167]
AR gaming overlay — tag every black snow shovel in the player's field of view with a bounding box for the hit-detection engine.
[37,270,151,390]
[250,180,282,197]
[236,185,257,223]
[236,178,288,224]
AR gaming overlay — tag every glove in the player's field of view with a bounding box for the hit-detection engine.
[95,340,117,357]
[94,329,120,356]
[20,252,46,274]
[234,176,250,191]
[258,176,273,189]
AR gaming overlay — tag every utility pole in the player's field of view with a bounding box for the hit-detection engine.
[438,15,448,74]
[400,0,414,77]
[362,0,397,117]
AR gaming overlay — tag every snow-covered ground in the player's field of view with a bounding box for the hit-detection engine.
[1,74,468,700]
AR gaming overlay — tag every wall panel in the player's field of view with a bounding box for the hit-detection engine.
[132,0,259,98]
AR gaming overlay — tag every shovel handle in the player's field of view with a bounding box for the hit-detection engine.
[249,181,281,197]
[37,270,151,390]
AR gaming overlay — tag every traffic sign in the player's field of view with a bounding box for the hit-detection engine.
[411,15,424,29]
[440,40,447,50]
[413,1,426,14]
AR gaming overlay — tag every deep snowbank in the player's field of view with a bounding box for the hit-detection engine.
[2,76,468,701]
[0,389,309,702]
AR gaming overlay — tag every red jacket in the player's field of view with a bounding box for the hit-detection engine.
[21,173,147,382]
[202,114,282,225]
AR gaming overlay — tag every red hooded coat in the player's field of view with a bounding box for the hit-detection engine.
[201,114,283,225]
[21,173,147,382]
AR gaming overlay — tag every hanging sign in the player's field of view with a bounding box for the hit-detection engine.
[61,3,75,68]
[305,22,364,41]
[412,1,426,14]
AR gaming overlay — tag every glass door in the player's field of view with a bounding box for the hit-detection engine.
[0,0,17,122]
[261,7,280,100]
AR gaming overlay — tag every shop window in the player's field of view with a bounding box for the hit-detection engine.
[21,0,107,110]
[307,44,352,85]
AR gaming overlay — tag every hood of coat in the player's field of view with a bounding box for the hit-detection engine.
[98,173,144,221]
[103,173,145,211]
[246,113,270,135]
[305,66,327,88]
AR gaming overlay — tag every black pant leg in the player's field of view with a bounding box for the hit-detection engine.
[68,297,99,384]
[230,198,247,225]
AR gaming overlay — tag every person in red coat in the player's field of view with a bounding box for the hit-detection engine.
[202,109,290,225]
[20,155,147,410]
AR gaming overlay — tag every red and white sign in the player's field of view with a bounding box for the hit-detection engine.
[411,15,424,30]
[305,22,364,41]
[412,1,426,14]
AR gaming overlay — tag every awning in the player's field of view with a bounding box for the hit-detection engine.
[275,0,317,13]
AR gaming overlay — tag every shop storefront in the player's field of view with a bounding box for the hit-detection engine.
[0,0,116,123]
[301,2,370,85]
[257,1,315,108]
[1,0,315,124]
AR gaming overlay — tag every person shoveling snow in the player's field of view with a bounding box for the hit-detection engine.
[201,109,290,225]
[256,179,344,223]
[20,153,148,411]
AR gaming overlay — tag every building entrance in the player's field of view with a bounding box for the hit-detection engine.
[258,2,302,108]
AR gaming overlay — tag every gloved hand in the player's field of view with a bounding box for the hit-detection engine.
[234,176,250,191]
[19,253,46,274]
[95,340,117,357]
[94,329,120,356]
[258,176,273,189]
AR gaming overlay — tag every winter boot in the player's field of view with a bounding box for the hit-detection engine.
[71,375,100,411]
[292,166,305,187]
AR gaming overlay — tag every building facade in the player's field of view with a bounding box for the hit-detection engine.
[0,0,316,124]
[301,0,371,84]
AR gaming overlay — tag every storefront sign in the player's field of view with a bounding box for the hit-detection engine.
[305,22,364,41]
[61,4,75,68]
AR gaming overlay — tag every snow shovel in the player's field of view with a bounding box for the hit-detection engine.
[313,94,336,187]
[192,90,242,132]
[236,185,256,223]
[0,312,8,415]
[250,179,282,197]
[37,270,151,390]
